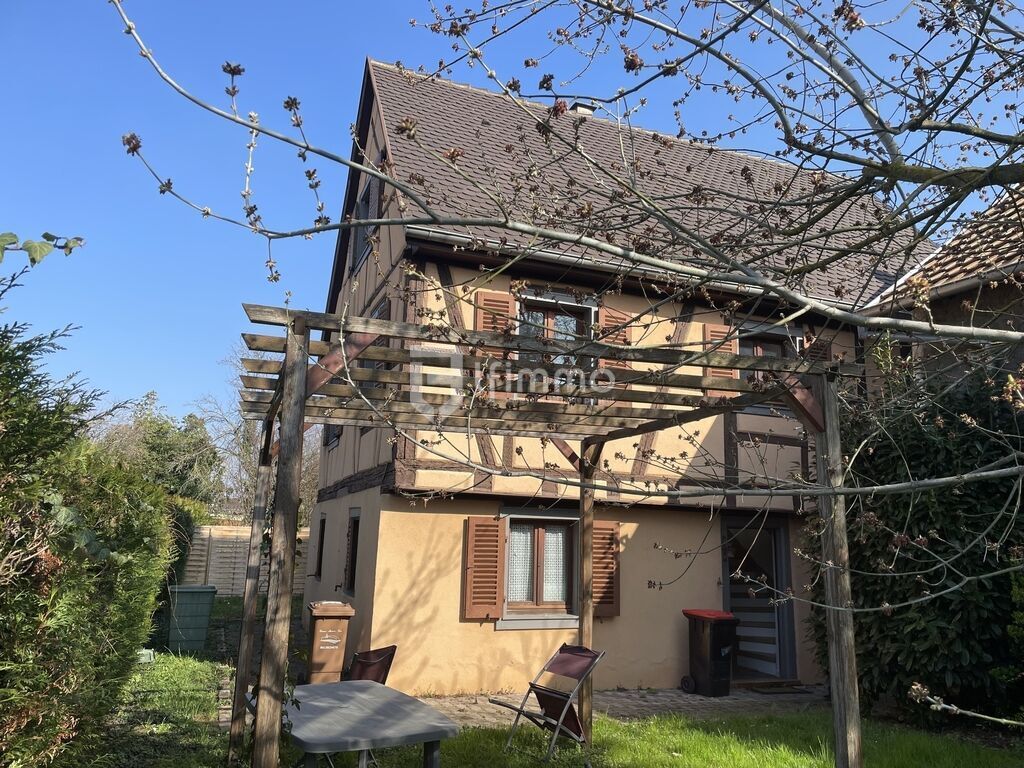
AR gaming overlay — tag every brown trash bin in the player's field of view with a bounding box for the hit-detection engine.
[307,601,355,683]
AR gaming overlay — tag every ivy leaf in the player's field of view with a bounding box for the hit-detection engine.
[21,240,54,265]
[63,237,84,256]
[0,232,17,249]
[41,232,57,243]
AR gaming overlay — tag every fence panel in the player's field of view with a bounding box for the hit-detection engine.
[180,525,308,596]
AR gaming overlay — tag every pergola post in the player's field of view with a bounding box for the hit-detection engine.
[578,439,604,744]
[251,317,309,768]
[814,373,862,768]
[227,443,273,763]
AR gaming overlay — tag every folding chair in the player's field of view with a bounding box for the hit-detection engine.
[489,643,605,765]
[346,644,397,684]
[341,645,397,768]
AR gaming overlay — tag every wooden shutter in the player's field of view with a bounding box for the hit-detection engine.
[593,520,620,618]
[475,291,517,398]
[598,306,632,370]
[474,290,515,335]
[462,516,506,621]
[803,336,833,363]
[703,323,740,398]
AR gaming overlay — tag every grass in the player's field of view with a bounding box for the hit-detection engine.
[58,653,228,768]
[64,639,1023,768]
[208,595,245,621]
[327,712,1023,768]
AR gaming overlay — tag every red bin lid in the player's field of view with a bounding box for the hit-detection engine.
[682,609,736,621]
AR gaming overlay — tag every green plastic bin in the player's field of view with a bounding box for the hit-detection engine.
[167,585,217,653]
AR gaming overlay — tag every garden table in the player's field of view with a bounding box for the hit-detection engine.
[282,679,460,768]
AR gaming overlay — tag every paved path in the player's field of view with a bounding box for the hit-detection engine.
[429,685,829,729]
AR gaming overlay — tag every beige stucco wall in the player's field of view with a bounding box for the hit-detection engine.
[352,494,821,695]
[304,486,383,653]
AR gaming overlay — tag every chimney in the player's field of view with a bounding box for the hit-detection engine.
[569,101,596,116]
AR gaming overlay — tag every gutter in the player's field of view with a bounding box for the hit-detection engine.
[404,223,859,313]
[862,260,1024,318]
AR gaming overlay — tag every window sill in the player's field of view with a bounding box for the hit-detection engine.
[495,614,579,631]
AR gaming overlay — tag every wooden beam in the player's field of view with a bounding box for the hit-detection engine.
[306,331,379,397]
[242,307,863,375]
[228,455,272,763]
[780,373,825,433]
[238,400,631,439]
[240,362,781,408]
[239,389,652,429]
[551,437,580,471]
[240,375,786,425]
[252,319,309,768]
[815,374,863,768]
[241,341,792,395]
[578,440,603,744]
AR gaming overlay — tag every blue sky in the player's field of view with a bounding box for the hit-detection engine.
[1,2,448,416]
[1,2,965,417]
[4,1,678,417]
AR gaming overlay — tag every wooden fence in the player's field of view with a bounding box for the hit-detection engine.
[179,525,309,596]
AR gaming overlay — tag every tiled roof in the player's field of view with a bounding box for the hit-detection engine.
[368,61,933,306]
[869,190,1024,311]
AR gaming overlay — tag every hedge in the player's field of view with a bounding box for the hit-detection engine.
[809,364,1024,720]
[0,444,172,766]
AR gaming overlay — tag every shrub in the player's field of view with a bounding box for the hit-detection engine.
[0,275,172,765]
[0,445,172,766]
[809,363,1024,719]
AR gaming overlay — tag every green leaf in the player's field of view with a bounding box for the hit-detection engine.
[41,231,57,243]
[21,240,54,265]
[0,232,17,249]
[63,237,84,256]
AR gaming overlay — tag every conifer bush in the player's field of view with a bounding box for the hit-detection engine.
[0,272,172,765]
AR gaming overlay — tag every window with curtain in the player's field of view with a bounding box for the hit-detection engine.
[506,519,574,612]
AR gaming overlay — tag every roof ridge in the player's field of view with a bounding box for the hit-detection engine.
[367,59,808,174]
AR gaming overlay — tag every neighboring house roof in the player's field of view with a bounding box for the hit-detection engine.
[868,189,1024,313]
[341,60,934,308]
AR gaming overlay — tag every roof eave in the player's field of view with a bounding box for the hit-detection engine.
[404,223,858,312]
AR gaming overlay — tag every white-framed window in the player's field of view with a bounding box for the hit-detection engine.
[506,517,576,615]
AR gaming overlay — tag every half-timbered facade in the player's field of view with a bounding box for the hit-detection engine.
[298,60,918,694]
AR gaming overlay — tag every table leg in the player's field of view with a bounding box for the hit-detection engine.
[423,740,441,768]
[357,750,369,768]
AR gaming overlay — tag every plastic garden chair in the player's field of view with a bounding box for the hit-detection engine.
[489,643,605,766]
[347,645,398,685]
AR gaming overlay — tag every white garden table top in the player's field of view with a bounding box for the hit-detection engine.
[283,679,459,767]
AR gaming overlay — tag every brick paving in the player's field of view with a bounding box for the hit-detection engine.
[429,685,829,729]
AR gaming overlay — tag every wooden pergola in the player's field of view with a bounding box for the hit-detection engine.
[229,303,865,768]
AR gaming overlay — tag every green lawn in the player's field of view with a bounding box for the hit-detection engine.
[358,712,1022,768]
[66,651,1022,768]
[58,654,228,768]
